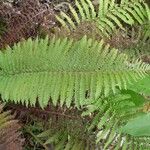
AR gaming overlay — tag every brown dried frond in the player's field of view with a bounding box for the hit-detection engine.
[106,29,138,51]
[5,103,84,124]
[0,103,24,150]
[107,25,150,50]
[0,0,56,49]
[141,55,150,64]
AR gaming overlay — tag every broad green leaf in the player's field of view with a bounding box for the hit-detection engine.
[120,113,150,136]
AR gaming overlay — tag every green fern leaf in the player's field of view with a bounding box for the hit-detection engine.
[0,37,149,108]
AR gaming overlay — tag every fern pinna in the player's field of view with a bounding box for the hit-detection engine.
[0,36,149,108]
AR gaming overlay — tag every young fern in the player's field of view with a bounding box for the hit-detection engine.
[56,0,149,37]
[0,36,149,108]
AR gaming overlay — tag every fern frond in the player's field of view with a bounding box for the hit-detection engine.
[56,0,149,37]
[0,37,149,108]
[82,91,150,149]
[0,103,24,150]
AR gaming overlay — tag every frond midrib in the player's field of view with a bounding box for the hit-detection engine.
[0,67,140,77]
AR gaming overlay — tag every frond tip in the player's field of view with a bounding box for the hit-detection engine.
[0,36,149,108]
